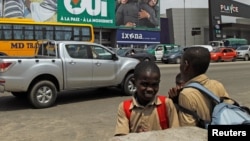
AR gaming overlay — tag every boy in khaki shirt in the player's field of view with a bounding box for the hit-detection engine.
[114,61,179,136]
[169,47,229,127]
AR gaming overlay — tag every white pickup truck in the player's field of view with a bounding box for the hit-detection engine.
[0,40,139,108]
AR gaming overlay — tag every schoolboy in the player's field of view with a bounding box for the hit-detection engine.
[114,61,179,136]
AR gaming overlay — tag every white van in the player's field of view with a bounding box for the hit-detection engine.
[190,45,213,52]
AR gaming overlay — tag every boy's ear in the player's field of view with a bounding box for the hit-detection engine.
[183,60,189,71]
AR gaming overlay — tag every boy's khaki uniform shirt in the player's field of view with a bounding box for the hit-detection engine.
[114,95,179,135]
[178,74,229,126]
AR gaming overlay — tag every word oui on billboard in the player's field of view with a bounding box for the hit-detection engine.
[64,0,107,16]
[58,0,115,27]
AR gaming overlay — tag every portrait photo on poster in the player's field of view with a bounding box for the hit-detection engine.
[1,0,57,22]
[115,0,160,29]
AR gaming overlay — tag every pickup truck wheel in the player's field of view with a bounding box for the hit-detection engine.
[122,73,136,96]
[11,92,27,99]
[28,80,57,109]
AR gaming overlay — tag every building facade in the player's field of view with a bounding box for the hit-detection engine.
[166,8,209,46]
[165,7,250,47]
[1,0,250,48]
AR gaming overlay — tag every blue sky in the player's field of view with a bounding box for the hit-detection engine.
[160,0,250,14]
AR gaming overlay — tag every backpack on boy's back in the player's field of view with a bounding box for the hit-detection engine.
[123,95,168,129]
[179,82,250,129]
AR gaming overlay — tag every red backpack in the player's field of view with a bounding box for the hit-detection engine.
[123,95,169,129]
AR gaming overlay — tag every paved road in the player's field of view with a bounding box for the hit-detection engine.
[0,61,250,141]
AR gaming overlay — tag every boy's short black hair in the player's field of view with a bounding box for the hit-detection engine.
[182,47,210,75]
[134,61,160,80]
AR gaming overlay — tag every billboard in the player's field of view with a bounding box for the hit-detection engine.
[58,0,115,28]
[0,0,160,30]
[115,0,160,29]
[0,0,57,21]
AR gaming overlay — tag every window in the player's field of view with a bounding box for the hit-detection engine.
[227,49,233,53]
[91,46,112,60]
[156,46,163,51]
[66,44,88,59]
[55,26,72,40]
[13,25,23,39]
[24,25,34,39]
[0,24,92,41]
[1,25,12,39]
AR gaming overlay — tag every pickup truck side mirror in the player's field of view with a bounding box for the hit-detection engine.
[112,53,118,60]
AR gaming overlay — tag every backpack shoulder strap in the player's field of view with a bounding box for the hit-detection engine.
[123,96,169,129]
[157,95,168,129]
[185,82,220,103]
[177,82,216,128]
[174,103,207,128]
[123,99,132,119]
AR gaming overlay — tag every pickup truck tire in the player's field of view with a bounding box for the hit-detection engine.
[122,73,136,96]
[28,80,57,109]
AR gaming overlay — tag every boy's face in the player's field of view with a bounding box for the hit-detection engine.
[135,70,160,102]
[176,80,185,89]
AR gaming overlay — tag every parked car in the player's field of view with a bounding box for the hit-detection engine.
[236,45,250,61]
[116,48,155,61]
[144,44,180,61]
[191,45,213,52]
[210,47,237,62]
[161,47,184,64]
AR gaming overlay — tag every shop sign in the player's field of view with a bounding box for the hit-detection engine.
[116,29,160,44]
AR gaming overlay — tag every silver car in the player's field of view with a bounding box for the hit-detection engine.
[236,45,250,61]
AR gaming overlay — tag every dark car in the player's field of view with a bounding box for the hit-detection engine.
[161,47,184,64]
[116,48,155,61]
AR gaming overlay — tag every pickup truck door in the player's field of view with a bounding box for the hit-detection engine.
[64,44,92,89]
[91,45,117,87]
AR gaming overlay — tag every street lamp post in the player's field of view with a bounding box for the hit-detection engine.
[184,0,186,47]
